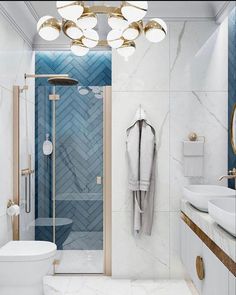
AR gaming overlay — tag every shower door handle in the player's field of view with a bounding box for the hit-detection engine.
[24,175,31,213]
[28,173,32,213]
[22,174,31,213]
[22,168,34,214]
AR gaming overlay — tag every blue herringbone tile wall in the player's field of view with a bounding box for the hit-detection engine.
[228,8,236,188]
[35,51,111,249]
[35,51,111,87]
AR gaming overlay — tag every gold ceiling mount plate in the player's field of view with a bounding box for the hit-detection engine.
[37,1,167,59]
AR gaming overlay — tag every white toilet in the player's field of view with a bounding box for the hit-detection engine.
[0,240,56,295]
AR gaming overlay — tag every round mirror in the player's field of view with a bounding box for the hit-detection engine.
[230,103,236,154]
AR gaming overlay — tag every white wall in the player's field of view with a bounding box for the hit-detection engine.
[0,11,35,247]
[112,18,228,279]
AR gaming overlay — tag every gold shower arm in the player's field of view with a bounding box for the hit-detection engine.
[24,74,69,79]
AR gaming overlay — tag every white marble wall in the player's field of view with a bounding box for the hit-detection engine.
[112,18,228,279]
[0,12,35,247]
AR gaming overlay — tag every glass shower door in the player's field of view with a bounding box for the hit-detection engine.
[35,86,53,245]
[54,86,104,273]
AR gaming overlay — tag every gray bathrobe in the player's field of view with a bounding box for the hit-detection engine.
[126,107,156,235]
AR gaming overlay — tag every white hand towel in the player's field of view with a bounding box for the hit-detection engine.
[183,141,204,156]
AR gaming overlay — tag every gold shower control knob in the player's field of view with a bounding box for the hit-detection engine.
[196,256,205,280]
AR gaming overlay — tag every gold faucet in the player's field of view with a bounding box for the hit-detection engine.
[219,168,236,189]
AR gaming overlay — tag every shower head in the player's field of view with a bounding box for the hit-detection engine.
[48,77,78,86]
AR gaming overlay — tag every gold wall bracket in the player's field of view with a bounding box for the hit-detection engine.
[7,199,15,208]
[20,85,29,93]
[21,168,34,176]
[49,94,60,101]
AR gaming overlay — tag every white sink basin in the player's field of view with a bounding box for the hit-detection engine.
[183,185,235,212]
[208,198,236,237]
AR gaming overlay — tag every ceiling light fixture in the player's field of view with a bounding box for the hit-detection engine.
[117,40,136,61]
[107,30,124,49]
[121,1,148,22]
[71,39,89,56]
[56,1,84,21]
[63,21,83,39]
[37,16,61,41]
[82,29,99,48]
[144,18,168,43]
[76,8,97,29]
[122,22,141,41]
[37,1,167,59]
[108,11,129,30]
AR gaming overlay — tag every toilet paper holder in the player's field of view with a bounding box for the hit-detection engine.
[188,132,205,142]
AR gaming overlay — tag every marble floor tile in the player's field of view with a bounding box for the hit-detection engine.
[131,280,193,295]
[55,250,103,274]
[44,276,194,295]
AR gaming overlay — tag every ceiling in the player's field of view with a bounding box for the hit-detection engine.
[0,1,234,49]
[29,1,229,20]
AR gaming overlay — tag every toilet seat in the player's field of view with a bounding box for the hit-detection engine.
[0,241,56,262]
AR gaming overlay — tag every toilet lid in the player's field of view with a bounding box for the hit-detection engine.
[0,241,57,262]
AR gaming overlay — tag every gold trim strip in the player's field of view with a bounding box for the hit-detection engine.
[230,103,236,154]
[103,86,112,276]
[181,212,236,276]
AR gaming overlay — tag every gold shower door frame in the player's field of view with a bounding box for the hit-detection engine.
[12,85,112,276]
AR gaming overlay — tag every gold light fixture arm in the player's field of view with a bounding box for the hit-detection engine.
[87,5,122,14]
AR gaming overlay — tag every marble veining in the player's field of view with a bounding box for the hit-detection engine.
[181,199,236,261]
[170,91,228,212]
[170,20,228,91]
[44,276,194,295]
[191,91,227,131]
[170,21,186,73]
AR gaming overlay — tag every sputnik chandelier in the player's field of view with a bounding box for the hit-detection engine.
[37,1,167,59]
